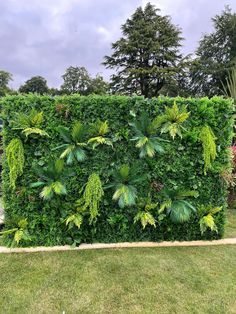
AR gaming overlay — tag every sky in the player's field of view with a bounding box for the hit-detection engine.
[1,0,236,89]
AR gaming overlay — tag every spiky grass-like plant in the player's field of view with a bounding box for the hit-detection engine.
[106,164,144,208]
[134,198,158,229]
[222,66,236,104]
[198,205,222,234]
[10,110,49,138]
[88,120,113,149]
[56,121,87,165]
[30,159,71,200]
[130,113,166,158]
[153,101,190,139]
[6,138,25,189]
[199,126,217,174]
[159,189,198,223]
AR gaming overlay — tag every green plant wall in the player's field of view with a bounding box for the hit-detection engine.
[1,95,234,246]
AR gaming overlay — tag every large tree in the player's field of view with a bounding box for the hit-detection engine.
[19,76,48,94]
[0,70,13,96]
[61,66,91,95]
[191,6,236,97]
[61,66,108,95]
[103,3,183,97]
[87,74,109,95]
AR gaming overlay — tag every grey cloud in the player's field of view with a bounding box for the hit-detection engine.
[1,0,236,88]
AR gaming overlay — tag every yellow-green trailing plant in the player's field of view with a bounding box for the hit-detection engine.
[199,125,217,174]
[88,120,113,149]
[6,138,25,189]
[10,110,49,138]
[74,173,104,225]
[198,205,222,234]
[153,101,190,139]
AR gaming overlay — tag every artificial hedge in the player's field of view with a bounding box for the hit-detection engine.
[0,94,234,246]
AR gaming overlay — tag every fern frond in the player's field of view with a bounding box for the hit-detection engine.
[200,214,217,234]
[98,120,109,135]
[0,218,29,247]
[22,127,49,137]
[11,110,47,138]
[72,121,85,141]
[155,101,190,139]
[134,211,156,229]
[53,181,67,195]
[30,111,43,126]
[198,205,222,234]
[88,121,112,149]
[40,185,54,200]
[66,213,83,230]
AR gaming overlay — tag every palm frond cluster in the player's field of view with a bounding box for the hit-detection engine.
[10,110,49,138]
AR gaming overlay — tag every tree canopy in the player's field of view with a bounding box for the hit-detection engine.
[0,70,13,96]
[103,3,184,97]
[19,76,49,94]
[191,6,236,97]
[61,66,108,95]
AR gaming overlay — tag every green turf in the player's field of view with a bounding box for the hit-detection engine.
[0,210,236,313]
[225,209,236,238]
[0,246,236,313]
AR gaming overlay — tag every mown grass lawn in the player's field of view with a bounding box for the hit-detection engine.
[1,246,236,314]
[225,208,236,238]
[1,209,236,314]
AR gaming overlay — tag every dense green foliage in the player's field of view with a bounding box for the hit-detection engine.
[1,94,234,246]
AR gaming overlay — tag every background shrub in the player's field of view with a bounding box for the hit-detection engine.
[1,95,234,246]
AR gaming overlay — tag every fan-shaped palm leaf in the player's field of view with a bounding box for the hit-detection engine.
[159,188,198,223]
[88,120,113,149]
[56,122,87,164]
[153,101,190,139]
[106,164,145,208]
[130,113,166,158]
[30,159,71,201]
